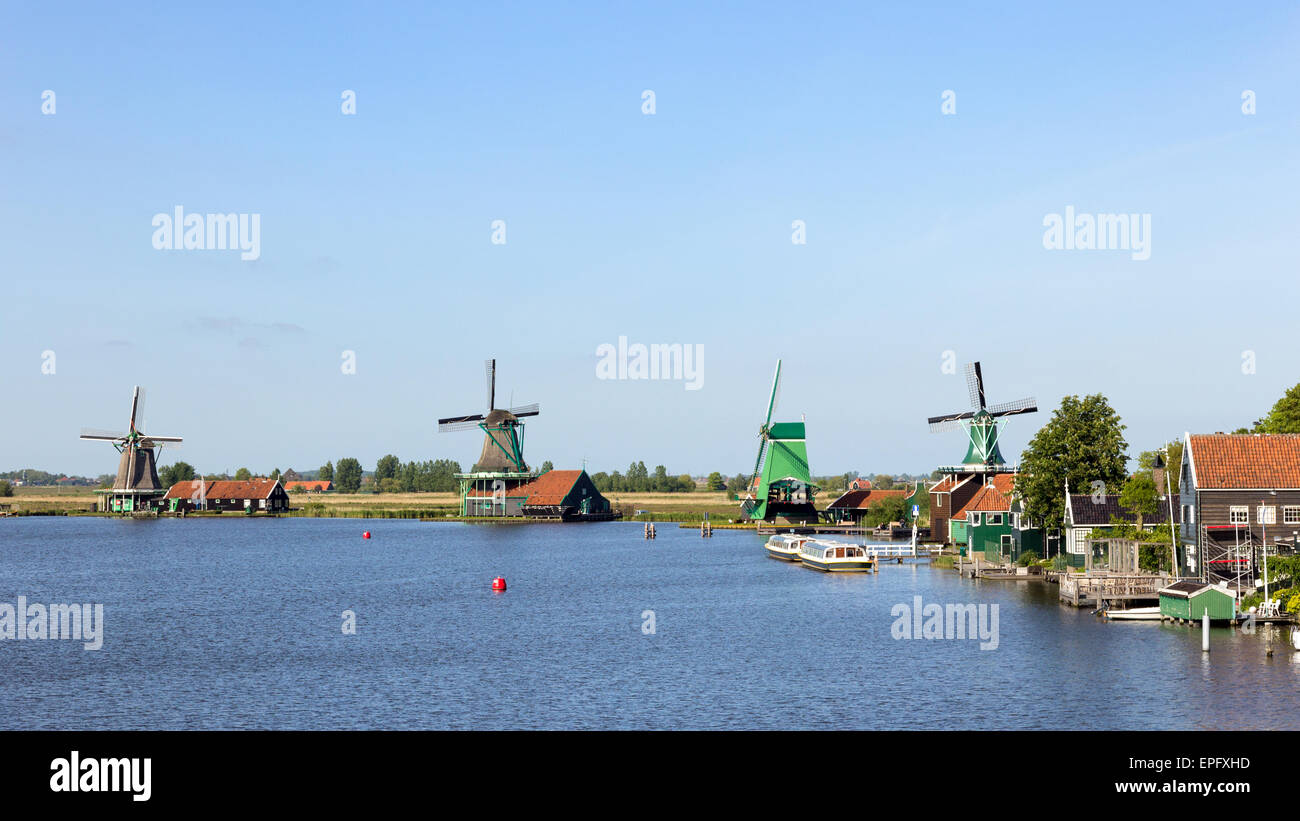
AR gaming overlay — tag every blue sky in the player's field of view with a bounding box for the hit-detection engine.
[3,2,1299,478]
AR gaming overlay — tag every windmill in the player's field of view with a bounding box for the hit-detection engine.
[928,362,1036,470]
[80,386,183,512]
[742,359,817,522]
[438,359,539,474]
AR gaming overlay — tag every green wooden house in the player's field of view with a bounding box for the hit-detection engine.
[960,478,1044,563]
[1158,581,1237,622]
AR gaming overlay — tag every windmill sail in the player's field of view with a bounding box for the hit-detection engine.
[928,361,1037,468]
[439,360,538,474]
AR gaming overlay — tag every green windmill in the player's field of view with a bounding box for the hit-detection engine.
[928,362,1037,470]
[742,360,818,522]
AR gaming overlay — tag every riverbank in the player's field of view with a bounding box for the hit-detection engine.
[1,487,755,522]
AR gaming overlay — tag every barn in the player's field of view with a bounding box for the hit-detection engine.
[462,469,615,520]
[165,479,290,514]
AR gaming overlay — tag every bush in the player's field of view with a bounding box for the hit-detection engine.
[1016,550,1040,567]
[1288,592,1300,614]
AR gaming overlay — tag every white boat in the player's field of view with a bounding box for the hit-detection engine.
[798,539,878,573]
[1104,606,1162,621]
[764,534,807,562]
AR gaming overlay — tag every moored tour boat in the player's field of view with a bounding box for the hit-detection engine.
[799,539,878,573]
[764,534,808,561]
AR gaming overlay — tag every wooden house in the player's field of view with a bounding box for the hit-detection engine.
[962,476,1043,563]
[1063,490,1179,568]
[463,469,614,520]
[824,488,908,525]
[928,474,982,545]
[1180,433,1300,589]
[164,479,290,513]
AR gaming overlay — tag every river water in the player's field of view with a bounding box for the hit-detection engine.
[1,517,1296,730]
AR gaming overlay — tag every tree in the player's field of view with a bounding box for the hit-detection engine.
[334,458,363,493]
[159,461,196,487]
[540,460,554,473]
[319,461,334,482]
[1118,473,1159,529]
[706,471,726,491]
[234,467,252,481]
[676,474,695,492]
[873,474,896,490]
[0,481,12,497]
[375,454,400,484]
[378,477,403,493]
[652,465,669,492]
[1018,394,1129,530]
[1256,383,1300,434]
[270,467,281,481]
[864,495,907,527]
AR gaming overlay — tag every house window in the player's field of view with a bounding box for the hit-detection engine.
[1001,534,1013,549]
[1230,506,1249,524]
[1258,505,1277,525]
[1284,506,1300,525]
[988,513,1003,525]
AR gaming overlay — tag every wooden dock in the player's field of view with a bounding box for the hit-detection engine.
[1058,573,1181,608]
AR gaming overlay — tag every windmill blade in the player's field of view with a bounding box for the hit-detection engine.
[928,419,967,434]
[141,439,182,450]
[987,397,1038,417]
[764,360,782,428]
[927,410,975,425]
[509,403,539,417]
[965,362,986,410]
[130,386,148,431]
[748,435,768,494]
[80,428,127,441]
[485,359,496,411]
[438,413,485,425]
[79,428,125,441]
[438,418,485,432]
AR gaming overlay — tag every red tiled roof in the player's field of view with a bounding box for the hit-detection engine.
[965,483,1011,512]
[849,478,873,490]
[285,480,332,491]
[1188,434,1300,489]
[826,489,907,510]
[516,470,585,506]
[165,479,281,499]
[987,473,1017,495]
[464,470,587,505]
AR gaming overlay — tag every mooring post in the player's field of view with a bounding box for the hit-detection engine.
[1202,612,1210,653]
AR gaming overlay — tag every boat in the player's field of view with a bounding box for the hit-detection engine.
[1104,606,1162,621]
[798,539,878,573]
[764,534,807,562]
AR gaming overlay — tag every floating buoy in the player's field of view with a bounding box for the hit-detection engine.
[363,531,371,539]
[492,576,507,592]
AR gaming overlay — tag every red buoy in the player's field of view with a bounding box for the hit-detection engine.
[363,531,371,539]
[491,576,507,592]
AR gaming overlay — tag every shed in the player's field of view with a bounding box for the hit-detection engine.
[1158,581,1237,622]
